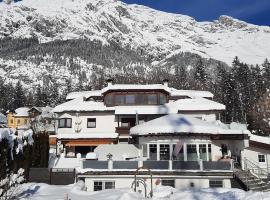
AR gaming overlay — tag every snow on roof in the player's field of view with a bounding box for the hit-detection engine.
[130,114,250,135]
[0,112,7,124]
[15,107,30,117]
[170,98,225,111]
[168,88,214,98]
[66,90,102,100]
[53,157,81,169]
[53,97,115,113]
[115,98,224,115]
[101,84,170,93]
[101,84,213,98]
[249,134,270,145]
[57,133,118,139]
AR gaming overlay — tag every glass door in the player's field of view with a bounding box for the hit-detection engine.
[199,144,207,161]
[186,144,198,161]
[149,144,157,160]
[160,144,170,160]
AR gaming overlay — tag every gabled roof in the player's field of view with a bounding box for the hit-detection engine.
[14,107,30,117]
[53,97,115,113]
[101,84,214,98]
[130,114,250,135]
[249,134,270,145]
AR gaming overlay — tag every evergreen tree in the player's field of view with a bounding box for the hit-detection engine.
[13,81,26,109]
[193,58,207,90]
[262,59,270,90]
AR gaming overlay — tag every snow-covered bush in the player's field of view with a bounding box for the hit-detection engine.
[0,169,24,200]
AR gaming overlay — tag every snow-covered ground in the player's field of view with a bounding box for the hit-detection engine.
[17,183,270,200]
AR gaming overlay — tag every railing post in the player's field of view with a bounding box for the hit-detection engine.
[108,159,113,170]
[138,160,143,168]
[199,159,203,171]
[169,160,173,171]
[230,159,234,171]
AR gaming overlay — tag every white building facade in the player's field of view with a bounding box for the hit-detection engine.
[52,80,270,192]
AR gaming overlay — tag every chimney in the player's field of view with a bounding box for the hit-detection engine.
[163,79,169,87]
[106,78,113,86]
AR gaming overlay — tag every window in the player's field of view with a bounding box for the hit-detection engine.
[147,94,157,104]
[258,154,266,163]
[94,181,115,191]
[10,119,13,124]
[161,180,175,188]
[208,144,212,161]
[87,118,96,128]
[199,144,207,161]
[209,180,223,188]
[115,95,125,105]
[187,144,197,161]
[142,144,147,157]
[159,94,167,104]
[17,119,20,124]
[58,118,72,128]
[105,95,113,106]
[94,181,103,191]
[160,144,170,160]
[149,144,157,160]
[24,119,28,124]
[172,144,184,161]
[137,94,147,104]
[105,182,115,189]
[126,94,135,104]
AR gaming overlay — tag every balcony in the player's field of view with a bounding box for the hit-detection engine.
[115,127,131,136]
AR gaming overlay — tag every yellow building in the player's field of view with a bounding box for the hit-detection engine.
[7,107,31,130]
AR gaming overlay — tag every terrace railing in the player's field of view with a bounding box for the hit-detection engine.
[81,159,233,171]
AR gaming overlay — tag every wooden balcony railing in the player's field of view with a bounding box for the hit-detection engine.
[115,127,131,136]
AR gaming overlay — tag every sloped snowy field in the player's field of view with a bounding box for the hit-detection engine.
[17,183,270,200]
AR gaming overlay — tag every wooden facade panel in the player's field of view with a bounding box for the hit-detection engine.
[63,139,115,147]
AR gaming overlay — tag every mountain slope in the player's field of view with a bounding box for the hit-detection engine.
[0,0,269,65]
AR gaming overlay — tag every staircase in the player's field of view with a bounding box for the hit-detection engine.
[234,169,270,192]
[233,158,270,192]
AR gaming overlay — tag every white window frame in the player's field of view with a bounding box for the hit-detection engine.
[93,181,115,191]
[146,142,212,161]
[209,180,223,188]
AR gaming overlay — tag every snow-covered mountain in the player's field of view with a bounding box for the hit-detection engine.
[0,0,269,91]
[1,0,269,65]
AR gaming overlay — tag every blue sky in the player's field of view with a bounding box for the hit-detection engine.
[122,0,270,26]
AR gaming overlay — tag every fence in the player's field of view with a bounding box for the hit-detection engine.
[28,168,75,185]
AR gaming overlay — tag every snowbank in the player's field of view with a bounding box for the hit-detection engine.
[18,183,270,200]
